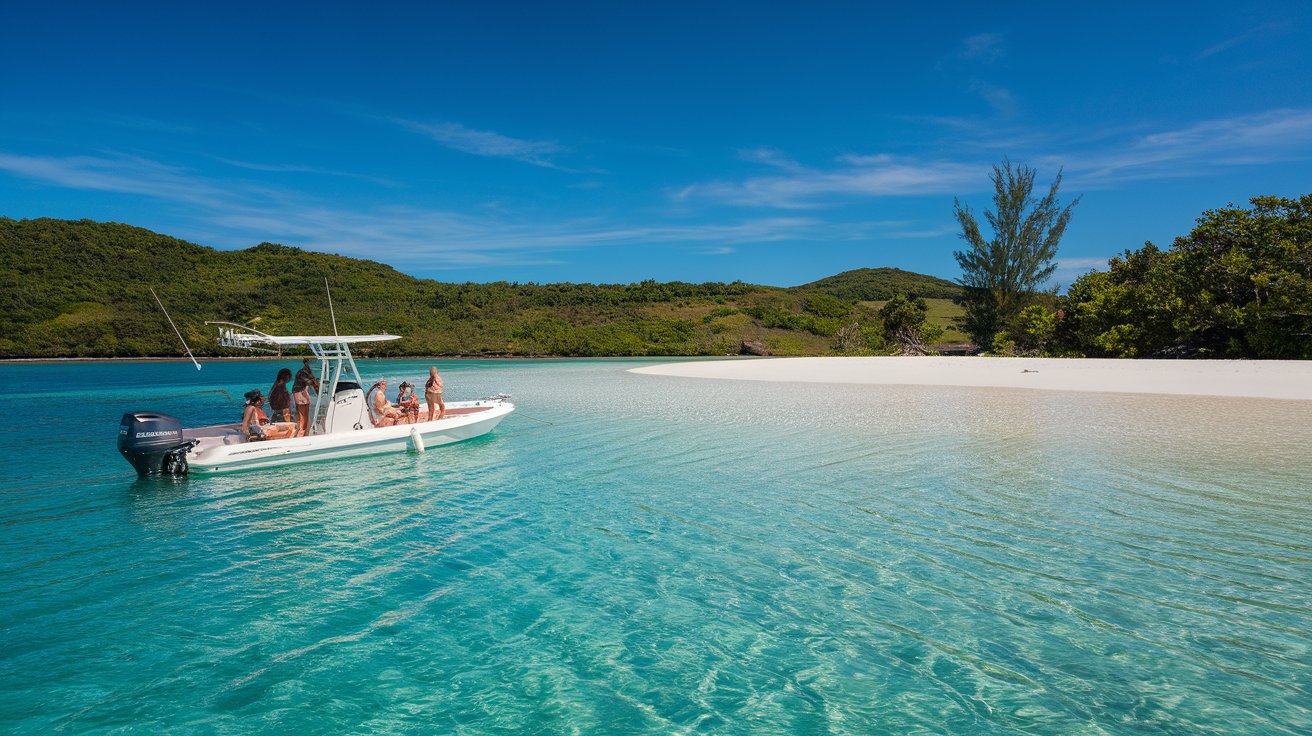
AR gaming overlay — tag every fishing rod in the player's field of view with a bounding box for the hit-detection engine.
[150,287,202,370]
[325,277,339,337]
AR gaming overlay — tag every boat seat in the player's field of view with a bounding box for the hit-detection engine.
[183,423,246,442]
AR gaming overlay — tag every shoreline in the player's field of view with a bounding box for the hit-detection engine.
[629,356,1312,401]
[0,354,616,365]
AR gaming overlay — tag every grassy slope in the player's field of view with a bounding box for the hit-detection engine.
[1,217,962,357]
[861,299,969,343]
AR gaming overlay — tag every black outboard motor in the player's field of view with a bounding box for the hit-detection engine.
[118,412,195,476]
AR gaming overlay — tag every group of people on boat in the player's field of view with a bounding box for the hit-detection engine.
[371,367,446,427]
[240,357,321,441]
[241,361,445,441]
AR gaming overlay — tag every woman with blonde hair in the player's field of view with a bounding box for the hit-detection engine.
[425,366,446,421]
[372,379,405,427]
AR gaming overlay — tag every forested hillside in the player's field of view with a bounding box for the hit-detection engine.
[0,218,961,358]
[798,268,961,301]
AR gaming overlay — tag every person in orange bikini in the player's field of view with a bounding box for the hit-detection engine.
[425,366,446,421]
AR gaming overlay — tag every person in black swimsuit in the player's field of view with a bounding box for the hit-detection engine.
[268,368,298,435]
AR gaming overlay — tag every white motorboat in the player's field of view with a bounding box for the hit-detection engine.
[117,324,513,475]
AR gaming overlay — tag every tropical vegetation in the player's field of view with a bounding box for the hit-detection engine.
[0,218,963,359]
[6,191,1307,361]
[948,155,1308,359]
[1054,195,1312,359]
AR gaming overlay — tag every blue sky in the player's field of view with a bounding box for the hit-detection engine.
[2,2,1310,286]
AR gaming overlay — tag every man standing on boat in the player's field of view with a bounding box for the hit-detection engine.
[293,357,320,436]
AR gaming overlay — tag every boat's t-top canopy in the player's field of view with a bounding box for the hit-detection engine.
[206,322,400,351]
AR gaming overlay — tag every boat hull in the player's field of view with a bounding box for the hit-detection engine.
[185,400,513,474]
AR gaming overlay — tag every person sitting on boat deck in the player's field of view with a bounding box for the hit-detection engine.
[242,389,297,441]
[397,381,421,424]
[372,379,405,427]
[292,358,320,435]
[268,368,298,435]
[425,365,446,421]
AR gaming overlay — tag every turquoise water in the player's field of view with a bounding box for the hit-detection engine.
[1,358,1309,734]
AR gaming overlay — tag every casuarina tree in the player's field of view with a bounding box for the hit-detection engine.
[953,160,1079,348]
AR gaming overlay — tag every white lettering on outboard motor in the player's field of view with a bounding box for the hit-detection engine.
[135,430,179,438]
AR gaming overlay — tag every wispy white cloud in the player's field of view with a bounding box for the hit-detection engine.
[1138,108,1312,150]
[678,107,1312,210]
[98,114,196,134]
[211,209,865,270]
[1071,108,1312,181]
[1051,256,1110,283]
[959,33,1005,63]
[0,152,229,207]
[7,105,1309,272]
[738,146,806,173]
[672,154,984,208]
[885,224,960,239]
[932,33,1017,121]
[968,79,1017,117]
[396,119,568,169]
[208,156,399,186]
[1055,256,1109,271]
[1194,22,1287,61]
[0,149,881,270]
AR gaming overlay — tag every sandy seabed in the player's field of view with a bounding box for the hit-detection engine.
[631,356,1312,401]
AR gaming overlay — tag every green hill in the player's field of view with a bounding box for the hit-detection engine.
[0,217,960,358]
[797,267,961,301]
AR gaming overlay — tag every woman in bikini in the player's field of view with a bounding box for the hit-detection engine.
[268,368,298,434]
[292,358,320,435]
[425,365,446,421]
[241,390,298,441]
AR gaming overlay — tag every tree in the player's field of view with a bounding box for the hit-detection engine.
[880,295,933,355]
[1058,243,1183,357]
[953,160,1079,347]
[1169,194,1312,358]
[1014,304,1058,354]
[1059,194,1312,359]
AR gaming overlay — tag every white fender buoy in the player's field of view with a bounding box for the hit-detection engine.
[409,428,425,453]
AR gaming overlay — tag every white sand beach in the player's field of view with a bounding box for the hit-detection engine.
[631,357,1312,401]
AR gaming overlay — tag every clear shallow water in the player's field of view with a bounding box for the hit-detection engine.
[1,358,1309,735]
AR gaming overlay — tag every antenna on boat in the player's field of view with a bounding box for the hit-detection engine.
[150,287,202,371]
[325,277,339,337]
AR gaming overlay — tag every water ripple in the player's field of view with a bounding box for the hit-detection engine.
[1,359,1310,734]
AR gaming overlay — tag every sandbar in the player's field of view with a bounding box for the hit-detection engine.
[630,357,1312,401]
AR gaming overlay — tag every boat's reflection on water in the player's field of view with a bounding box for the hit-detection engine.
[123,430,517,538]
